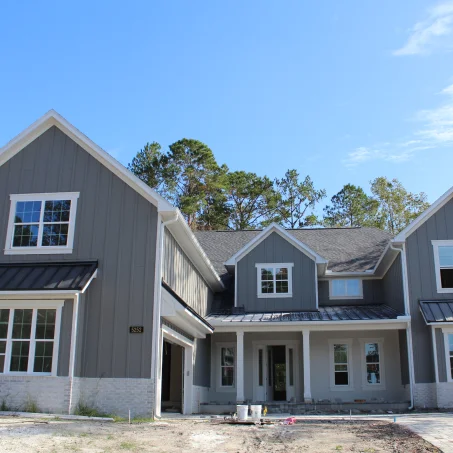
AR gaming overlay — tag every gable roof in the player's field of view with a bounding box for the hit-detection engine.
[224,223,328,266]
[195,226,391,277]
[393,185,450,243]
[0,110,224,291]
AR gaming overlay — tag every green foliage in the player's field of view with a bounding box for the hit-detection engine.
[323,184,379,228]
[273,170,326,228]
[73,401,107,418]
[0,399,11,411]
[370,177,430,235]
[226,171,278,230]
[23,396,39,413]
[127,142,163,189]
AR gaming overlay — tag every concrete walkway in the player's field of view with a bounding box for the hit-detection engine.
[396,415,453,453]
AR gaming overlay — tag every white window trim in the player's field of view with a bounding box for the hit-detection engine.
[329,338,354,391]
[255,263,294,298]
[432,240,453,294]
[442,328,453,382]
[4,192,79,255]
[329,279,363,300]
[0,300,64,376]
[359,338,386,390]
[216,342,236,392]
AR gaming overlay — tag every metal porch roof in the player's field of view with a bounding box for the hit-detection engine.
[420,300,453,323]
[206,304,403,323]
[0,261,98,291]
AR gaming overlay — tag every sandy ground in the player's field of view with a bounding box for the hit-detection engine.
[0,417,440,452]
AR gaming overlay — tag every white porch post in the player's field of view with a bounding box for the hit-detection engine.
[302,329,312,403]
[183,344,194,415]
[236,330,245,402]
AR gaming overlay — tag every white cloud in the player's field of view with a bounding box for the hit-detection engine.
[394,2,453,56]
[344,82,453,167]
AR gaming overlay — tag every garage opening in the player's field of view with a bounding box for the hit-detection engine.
[161,340,184,414]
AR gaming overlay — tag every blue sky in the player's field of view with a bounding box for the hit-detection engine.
[1,0,453,208]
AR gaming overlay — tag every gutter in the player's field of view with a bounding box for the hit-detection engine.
[390,241,415,410]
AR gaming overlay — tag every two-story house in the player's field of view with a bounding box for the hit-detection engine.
[0,111,451,417]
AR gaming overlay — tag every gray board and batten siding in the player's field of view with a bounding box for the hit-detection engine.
[405,197,453,384]
[0,126,159,379]
[236,232,317,312]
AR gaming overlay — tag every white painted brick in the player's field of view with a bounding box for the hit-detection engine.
[192,385,209,414]
[436,382,453,408]
[413,383,438,408]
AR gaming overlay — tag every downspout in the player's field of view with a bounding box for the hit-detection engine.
[390,242,415,410]
[151,212,179,418]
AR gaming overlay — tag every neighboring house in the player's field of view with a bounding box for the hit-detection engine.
[0,111,450,417]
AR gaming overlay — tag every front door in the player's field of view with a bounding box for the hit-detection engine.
[271,346,286,401]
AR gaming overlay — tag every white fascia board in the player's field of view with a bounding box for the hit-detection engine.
[224,223,328,266]
[211,318,409,332]
[393,185,453,243]
[0,290,78,296]
[164,212,224,291]
[0,110,175,212]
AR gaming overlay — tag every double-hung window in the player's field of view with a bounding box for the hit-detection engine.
[5,193,79,255]
[220,346,235,387]
[0,303,62,375]
[329,339,353,389]
[432,241,453,293]
[329,279,363,299]
[359,339,385,388]
[256,263,293,298]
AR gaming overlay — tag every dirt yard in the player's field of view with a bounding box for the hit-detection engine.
[0,417,440,452]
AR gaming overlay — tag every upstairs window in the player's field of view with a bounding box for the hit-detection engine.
[329,279,363,299]
[256,263,293,298]
[5,193,79,255]
[432,241,453,293]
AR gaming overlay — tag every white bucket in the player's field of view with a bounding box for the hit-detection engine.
[250,405,262,420]
[237,405,248,421]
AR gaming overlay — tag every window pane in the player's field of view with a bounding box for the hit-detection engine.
[346,279,360,296]
[449,334,453,354]
[258,349,263,386]
[0,341,5,354]
[275,268,288,281]
[331,280,345,296]
[10,341,29,372]
[261,268,273,280]
[13,225,39,247]
[0,355,4,373]
[221,347,234,366]
[335,372,348,386]
[261,281,274,293]
[12,309,33,339]
[440,269,453,289]
[0,309,9,338]
[367,364,380,384]
[334,344,348,363]
[365,343,379,363]
[15,201,41,224]
[439,246,453,267]
[35,309,56,340]
[221,366,234,386]
[43,200,71,223]
[335,364,348,371]
[42,224,69,247]
[276,281,288,293]
[33,341,53,373]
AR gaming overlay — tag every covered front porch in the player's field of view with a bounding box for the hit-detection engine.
[205,306,412,411]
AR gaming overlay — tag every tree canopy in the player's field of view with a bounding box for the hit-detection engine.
[128,139,430,234]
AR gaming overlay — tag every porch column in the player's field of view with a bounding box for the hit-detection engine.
[236,330,245,402]
[302,329,312,403]
[183,344,194,415]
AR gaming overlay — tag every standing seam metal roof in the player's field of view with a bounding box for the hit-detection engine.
[420,300,453,323]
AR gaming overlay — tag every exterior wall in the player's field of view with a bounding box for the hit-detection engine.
[237,232,317,312]
[310,330,408,403]
[318,279,383,306]
[405,197,453,385]
[57,299,73,377]
[163,230,213,317]
[435,328,447,382]
[381,255,405,314]
[0,126,159,379]
[193,336,211,387]
[69,377,154,417]
[0,376,71,413]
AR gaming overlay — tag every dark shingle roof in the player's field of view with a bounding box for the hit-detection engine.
[195,227,391,276]
[0,261,98,291]
[420,300,453,323]
[206,304,402,323]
